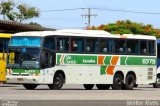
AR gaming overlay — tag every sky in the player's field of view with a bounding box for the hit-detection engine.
[3,0,160,29]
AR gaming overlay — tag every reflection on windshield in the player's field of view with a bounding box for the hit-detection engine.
[7,48,40,69]
[10,37,42,47]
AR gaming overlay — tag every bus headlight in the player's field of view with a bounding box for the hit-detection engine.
[7,69,13,75]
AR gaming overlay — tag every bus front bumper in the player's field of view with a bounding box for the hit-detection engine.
[6,76,39,84]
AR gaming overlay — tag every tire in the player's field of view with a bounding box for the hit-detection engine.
[134,84,138,87]
[83,84,94,90]
[48,73,64,90]
[112,73,123,90]
[96,84,110,90]
[125,74,135,90]
[23,84,37,90]
[153,83,160,88]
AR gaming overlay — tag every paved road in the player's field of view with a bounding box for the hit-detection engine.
[0,84,160,100]
[0,84,160,106]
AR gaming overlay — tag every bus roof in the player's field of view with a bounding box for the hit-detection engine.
[0,33,12,38]
[12,29,156,40]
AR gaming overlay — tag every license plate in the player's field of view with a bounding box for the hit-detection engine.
[17,78,23,81]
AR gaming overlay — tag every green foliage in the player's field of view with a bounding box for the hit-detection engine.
[0,1,14,20]
[0,1,39,23]
[16,4,39,22]
[29,22,42,27]
[88,20,160,38]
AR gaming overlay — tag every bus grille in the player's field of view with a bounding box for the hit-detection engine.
[147,68,153,80]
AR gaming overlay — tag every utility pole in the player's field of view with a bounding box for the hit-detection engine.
[81,8,97,28]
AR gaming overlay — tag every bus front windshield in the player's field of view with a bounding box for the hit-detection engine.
[7,48,40,69]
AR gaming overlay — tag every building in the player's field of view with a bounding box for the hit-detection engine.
[0,20,55,33]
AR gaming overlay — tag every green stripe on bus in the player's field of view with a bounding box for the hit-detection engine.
[100,66,107,75]
[125,57,156,65]
[104,56,112,65]
[7,69,40,74]
[56,54,156,65]
[57,54,97,64]
[121,57,127,65]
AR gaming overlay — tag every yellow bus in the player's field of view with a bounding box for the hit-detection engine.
[0,33,11,83]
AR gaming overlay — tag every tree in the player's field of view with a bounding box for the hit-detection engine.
[0,1,14,20]
[29,22,42,27]
[0,1,39,23]
[15,4,39,23]
[87,20,160,38]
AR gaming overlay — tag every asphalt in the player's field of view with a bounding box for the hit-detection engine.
[0,84,160,106]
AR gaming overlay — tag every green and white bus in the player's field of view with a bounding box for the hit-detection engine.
[6,29,157,90]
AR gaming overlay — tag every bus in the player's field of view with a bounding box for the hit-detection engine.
[0,33,11,83]
[6,29,157,90]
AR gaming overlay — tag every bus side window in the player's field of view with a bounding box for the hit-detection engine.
[148,40,156,55]
[140,40,147,55]
[126,40,139,54]
[85,38,98,52]
[72,40,78,51]
[57,38,64,51]
[0,38,9,53]
[57,37,69,51]
[43,36,55,50]
[71,38,84,52]
[100,39,112,53]
[114,39,126,54]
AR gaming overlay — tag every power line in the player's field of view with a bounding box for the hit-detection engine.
[94,8,160,15]
[41,8,93,12]
[41,8,98,28]
[39,8,160,29]
[41,7,160,15]
[41,8,83,12]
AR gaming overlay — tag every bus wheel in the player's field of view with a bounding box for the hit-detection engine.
[134,84,138,87]
[153,83,160,88]
[23,84,37,90]
[112,73,123,90]
[96,84,110,90]
[83,84,94,90]
[125,74,135,90]
[48,73,64,90]
[153,74,160,88]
